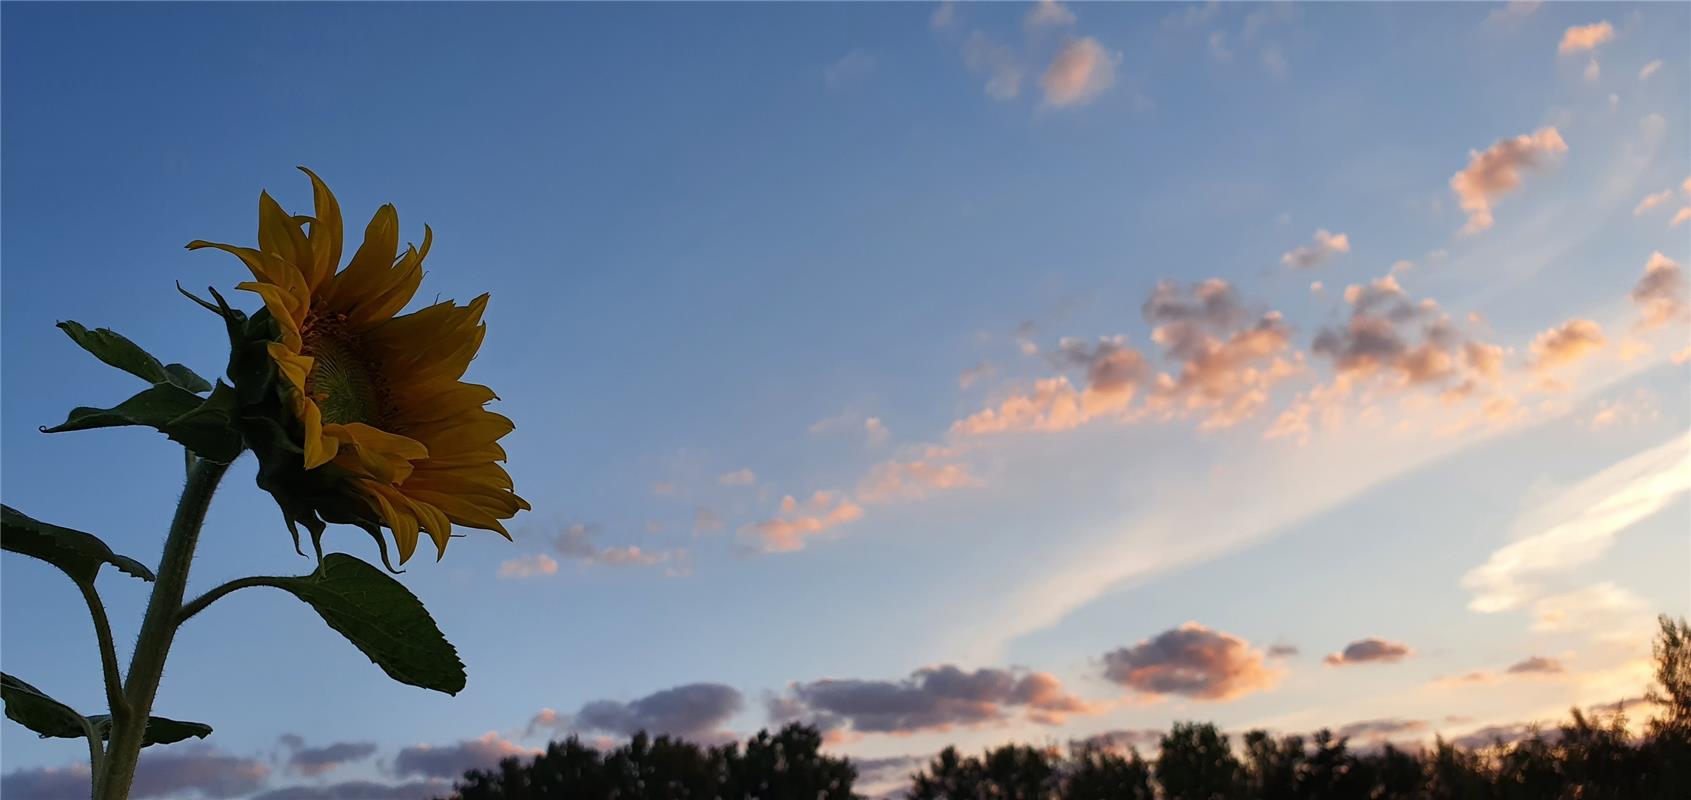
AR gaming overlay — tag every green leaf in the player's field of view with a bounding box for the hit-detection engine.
[1,673,85,739]
[57,321,210,394]
[87,714,213,747]
[268,554,466,695]
[1,504,154,583]
[163,363,214,394]
[41,383,243,463]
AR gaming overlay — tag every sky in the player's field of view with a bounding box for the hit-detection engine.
[1,1,1688,798]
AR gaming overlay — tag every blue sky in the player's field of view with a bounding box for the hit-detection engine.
[3,2,1688,798]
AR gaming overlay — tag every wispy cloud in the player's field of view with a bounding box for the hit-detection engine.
[1280,229,1351,269]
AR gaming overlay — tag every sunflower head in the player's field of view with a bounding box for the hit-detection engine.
[193,168,529,566]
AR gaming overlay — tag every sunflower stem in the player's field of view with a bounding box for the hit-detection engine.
[96,458,229,800]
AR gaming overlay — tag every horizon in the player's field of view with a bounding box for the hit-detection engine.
[2,2,1688,799]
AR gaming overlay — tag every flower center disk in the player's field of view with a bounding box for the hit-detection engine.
[303,318,385,427]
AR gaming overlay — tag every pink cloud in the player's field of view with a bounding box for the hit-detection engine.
[1529,319,1605,371]
[1558,21,1613,55]
[856,459,980,503]
[742,491,864,552]
[497,554,559,579]
[1041,37,1115,107]
[1449,127,1567,233]
[1101,622,1281,701]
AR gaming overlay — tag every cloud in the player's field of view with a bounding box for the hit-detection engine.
[775,665,1098,735]
[1025,0,1075,30]
[1590,388,1660,431]
[555,524,687,570]
[1,746,274,799]
[1631,251,1688,330]
[1486,0,1541,26]
[824,50,878,90]
[1634,189,1674,215]
[250,780,449,800]
[1323,638,1412,666]
[1640,60,1663,80]
[524,708,568,738]
[651,482,678,497]
[497,553,558,579]
[393,733,537,780]
[281,738,378,777]
[1100,622,1281,700]
[1308,276,1501,407]
[959,361,997,389]
[3,765,95,800]
[1584,58,1601,83]
[1075,728,1165,752]
[865,417,890,446]
[741,491,864,552]
[963,31,1023,100]
[1505,655,1565,674]
[1529,319,1605,371]
[1143,280,1301,429]
[1041,37,1116,107]
[1267,644,1299,658]
[1530,582,1652,638]
[573,683,743,742]
[1463,435,1690,613]
[693,506,724,534]
[931,0,956,30]
[856,459,979,503]
[1208,31,1232,63]
[1558,21,1613,55]
[1334,718,1427,742]
[1449,127,1568,233]
[1674,208,1691,228]
[718,468,757,486]
[1260,45,1288,78]
[1280,229,1352,269]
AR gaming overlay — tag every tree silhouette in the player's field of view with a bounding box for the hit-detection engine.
[445,616,1691,799]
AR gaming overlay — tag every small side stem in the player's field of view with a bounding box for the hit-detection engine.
[80,715,105,797]
[176,577,278,627]
[96,458,229,800]
[76,580,127,720]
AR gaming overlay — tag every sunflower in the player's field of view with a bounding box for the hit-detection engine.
[190,168,528,563]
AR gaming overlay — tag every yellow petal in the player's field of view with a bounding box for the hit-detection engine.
[258,191,311,272]
[298,167,344,293]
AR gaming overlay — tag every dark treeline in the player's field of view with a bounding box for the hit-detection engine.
[443,616,1691,800]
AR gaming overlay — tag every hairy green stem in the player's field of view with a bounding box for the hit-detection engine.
[80,715,105,798]
[76,580,126,722]
[176,576,278,627]
[96,458,229,800]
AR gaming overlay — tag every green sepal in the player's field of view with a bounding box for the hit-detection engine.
[87,714,213,747]
[1,504,154,583]
[1,673,86,740]
[56,321,211,393]
[268,554,466,695]
[41,383,244,464]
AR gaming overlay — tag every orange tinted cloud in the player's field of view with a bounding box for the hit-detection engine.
[856,459,979,503]
[1281,229,1352,269]
[1557,21,1613,54]
[1529,319,1605,371]
[1101,622,1281,701]
[1631,251,1688,330]
[496,554,559,579]
[1449,127,1567,233]
[742,491,864,552]
[1041,37,1115,107]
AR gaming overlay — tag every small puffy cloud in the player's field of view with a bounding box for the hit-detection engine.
[1635,189,1675,215]
[1558,21,1613,55]
[1486,0,1541,25]
[393,733,537,780]
[1323,638,1412,666]
[525,708,569,738]
[1143,280,1300,429]
[718,468,757,486]
[497,554,558,579]
[1583,58,1601,83]
[651,481,678,497]
[1506,655,1565,674]
[775,665,1099,735]
[864,417,890,446]
[573,683,744,742]
[959,361,997,389]
[741,491,864,552]
[931,0,956,30]
[1311,275,1497,400]
[1449,127,1567,233]
[1631,252,1688,330]
[1101,622,1281,701]
[856,459,979,503]
[281,738,378,777]
[963,31,1023,100]
[1464,436,1690,613]
[555,524,687,570]
[1261,45,1288,78]
[1673,208,1691,228]
[1639,60,1663,80]
[1529,319,1605,371]
[1041,37,1116,107]
[1025,0,1075,29]
[1280,229,1352,269]
[824,50,877,90]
